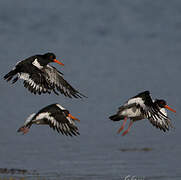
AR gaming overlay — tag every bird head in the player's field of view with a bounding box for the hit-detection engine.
[155,99,176,113]
[43,53,64,66]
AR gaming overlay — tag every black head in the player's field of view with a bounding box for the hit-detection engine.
[43,53,56,62]
[154,99,166,108]
[62,110,69,116]
[42,52,64,66]
[154,99,176,112]
[62,110,80,122]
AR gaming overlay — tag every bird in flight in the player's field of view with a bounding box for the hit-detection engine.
[4,52,87,98]
[17,103,80,136]
[109,91,176,136]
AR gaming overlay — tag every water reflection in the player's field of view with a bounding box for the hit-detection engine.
[0,168,38,175]
[0,168,40,180]
[119,147,153,152]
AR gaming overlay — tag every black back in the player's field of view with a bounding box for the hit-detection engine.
[33,104,69,123]
[133,91,154,106]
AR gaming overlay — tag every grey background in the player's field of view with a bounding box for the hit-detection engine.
[0,0,181,179]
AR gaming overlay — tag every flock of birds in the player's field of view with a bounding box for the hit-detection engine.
[4,52,176,137]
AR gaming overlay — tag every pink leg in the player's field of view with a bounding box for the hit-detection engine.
[122,121,134,136]
[117,117,127,134]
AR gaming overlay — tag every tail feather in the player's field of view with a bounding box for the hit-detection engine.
[4,69,18,82]
[17,113,35,134]
[109,114,122,121]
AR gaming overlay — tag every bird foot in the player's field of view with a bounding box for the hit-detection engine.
[17,126,29,135]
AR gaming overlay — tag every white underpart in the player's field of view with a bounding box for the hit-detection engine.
[32,58,43,69]
[127,97,146,109]
[56,104,65,110]
[121,108,142,118]
[35,112,57,126]
[36,112,53,121]
[24,113,36,125]
[36,112,48,120]
[160,108,167,116]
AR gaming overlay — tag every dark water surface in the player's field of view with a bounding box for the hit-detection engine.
[0,0,181,179]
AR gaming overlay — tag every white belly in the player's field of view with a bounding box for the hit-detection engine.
[121,107,142,118]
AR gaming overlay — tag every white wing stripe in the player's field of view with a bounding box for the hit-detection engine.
[127,97,146,108]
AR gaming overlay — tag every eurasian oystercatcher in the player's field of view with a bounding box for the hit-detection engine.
[4,53,86,98]
[109,91,176,136]
[17,103,80,136]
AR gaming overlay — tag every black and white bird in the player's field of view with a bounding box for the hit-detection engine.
[17,103,80,136]
[109,91,176,136]
[4,52,86,98]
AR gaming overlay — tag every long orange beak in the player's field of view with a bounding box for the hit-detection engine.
[53,59,64,66]
[68,113,80,122]
[164,105,176,113]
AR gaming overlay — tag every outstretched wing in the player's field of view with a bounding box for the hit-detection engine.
[125,95,173,131]
[143,106,173,132]
[34,110,80,136]
[4,61,52,95]
[43,65,87,98]
[19,70,51,95]
[48,114,80,136]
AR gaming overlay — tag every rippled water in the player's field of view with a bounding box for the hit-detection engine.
[0,0,181,179]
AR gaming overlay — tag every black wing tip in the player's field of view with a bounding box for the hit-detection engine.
[58,129,80,137]
[3,74,7,79]
[73,90,88,99]
[79,92,88,99]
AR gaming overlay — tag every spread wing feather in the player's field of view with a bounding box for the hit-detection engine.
[47,115,80,136]
[4,62,87,98]
[33,110,80,136]
[143,106,173,132]
[43,65,87,98]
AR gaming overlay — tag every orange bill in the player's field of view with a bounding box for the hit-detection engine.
[68,113,80,122]
[164,105,176,113]
[53,59,64,66]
